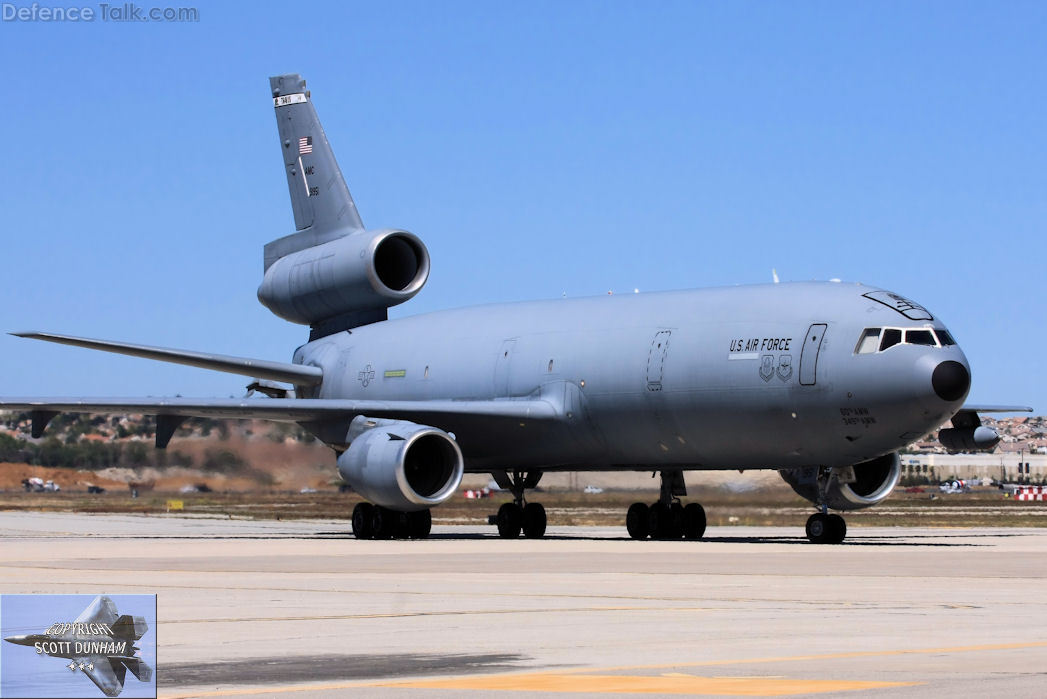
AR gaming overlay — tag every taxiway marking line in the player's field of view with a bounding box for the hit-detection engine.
[559,639,1047,675]
[377,673,916,695]
[158,640,1047,698]
[159,606,709,624]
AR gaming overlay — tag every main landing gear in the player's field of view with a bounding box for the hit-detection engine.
[351,502,432,540]
[805,466,847,544]
[489,470,547,539]
[626,471,706,540]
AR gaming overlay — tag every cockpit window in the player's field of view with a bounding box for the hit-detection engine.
[905,329,936,346]
[856,328,881,354]
[880,328,902,351]
[936,329,956,346]
[855,326,959,354]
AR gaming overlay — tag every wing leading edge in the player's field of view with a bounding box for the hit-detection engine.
[10,331,323,387]
[0,395,564,450]
[0,397,559,422]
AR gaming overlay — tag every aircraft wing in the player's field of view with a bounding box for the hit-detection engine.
[953,404,1033,429]
[0,396,559,423]
[74,595,119,626]
[0,395,564,452]
[79,656,125,697]
[10,331,323,387]
[959,405,1034,414]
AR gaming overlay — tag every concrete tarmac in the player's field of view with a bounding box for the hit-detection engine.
[1,512,1045,697]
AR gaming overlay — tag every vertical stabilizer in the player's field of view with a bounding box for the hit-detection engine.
[267,74,364,269]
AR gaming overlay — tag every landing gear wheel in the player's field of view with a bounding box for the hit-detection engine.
[352,503,375,540]
[649,502,674,540]
[391,511,411,539]
[522,502,547,539]
[669,502,685,539]
[626,502,650,539]
[806,513,832,544]
[408,509,432,539]
[371,506,394,540]
[496,503,523,538]
[827,513,846,544]
[682,502,706,540]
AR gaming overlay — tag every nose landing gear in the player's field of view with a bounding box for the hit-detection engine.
[805,511,846,544]
[806,467,847,544]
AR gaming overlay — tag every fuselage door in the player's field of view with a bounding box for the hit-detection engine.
[646,330,671,391]
[799,323,827,386]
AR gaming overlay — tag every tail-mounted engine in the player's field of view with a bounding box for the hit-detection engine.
[337,416,464,511]
[779,452,901,511]
[265,75,430,339]
[258,228,430,335]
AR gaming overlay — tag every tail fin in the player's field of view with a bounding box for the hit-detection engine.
[111,614,148,641]
[266,73,364,269]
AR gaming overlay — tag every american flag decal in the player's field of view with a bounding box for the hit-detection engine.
[298,136,313,154]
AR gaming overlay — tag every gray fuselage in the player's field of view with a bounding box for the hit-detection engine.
[293,281,968,472]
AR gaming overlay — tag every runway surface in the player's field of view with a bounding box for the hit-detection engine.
[1,512,1045,697]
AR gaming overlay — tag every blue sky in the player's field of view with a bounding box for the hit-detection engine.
[0,1,1043,411]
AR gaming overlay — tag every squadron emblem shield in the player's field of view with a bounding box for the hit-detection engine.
[759,355,775,382]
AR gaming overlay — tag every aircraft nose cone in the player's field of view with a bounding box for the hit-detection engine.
[932,360,970,402]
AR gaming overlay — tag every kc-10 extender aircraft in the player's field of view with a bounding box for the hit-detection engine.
[1,74,1031,544]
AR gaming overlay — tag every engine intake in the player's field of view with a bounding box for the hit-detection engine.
[779,453,901,511]
[257,229,429,326]
[337,417,464,511]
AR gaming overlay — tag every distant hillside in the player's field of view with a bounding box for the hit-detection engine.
[0,413,336,492]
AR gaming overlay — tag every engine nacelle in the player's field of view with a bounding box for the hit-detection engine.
[938,426,1000,452]
[337,417,464,511]
[779,453,901,511]
[258,228,429,326]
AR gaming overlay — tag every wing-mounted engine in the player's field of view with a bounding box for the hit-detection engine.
[258,228,429,332]
[779,452,901,511]
[337,416,464,511]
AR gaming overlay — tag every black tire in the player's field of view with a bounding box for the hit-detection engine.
[669,502,685,539]
[522,502,547,539]
[682,502,706,540]
[827,513,847,544]
[649,502,671,540]
[805,513,830,544]
[371,506,393,540]
[391,511,411,539]
[352,502,375,540]
[496,503,522,538]
[626,502,650,539]
[408,509,432,539]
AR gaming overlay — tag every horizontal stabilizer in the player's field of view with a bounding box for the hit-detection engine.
[11,331,322,387]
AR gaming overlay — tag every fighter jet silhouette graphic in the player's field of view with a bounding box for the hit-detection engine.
[4,595,152,697]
